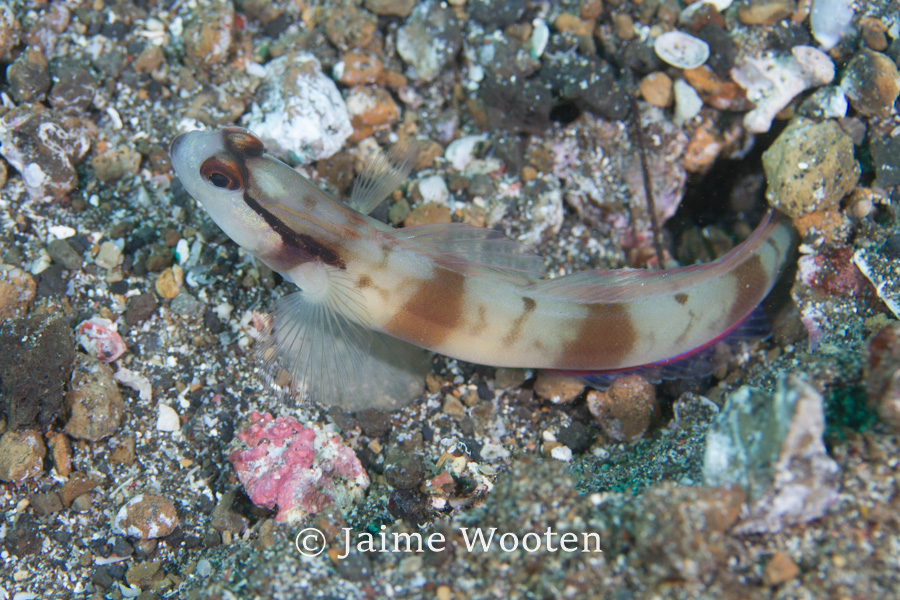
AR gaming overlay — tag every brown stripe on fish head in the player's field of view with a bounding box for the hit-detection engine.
[221,128,265,157]
[726,254,768,325]
[557,302,636,370]
[386,266,466,348]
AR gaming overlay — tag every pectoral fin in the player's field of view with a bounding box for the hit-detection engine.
[257,275,430,412]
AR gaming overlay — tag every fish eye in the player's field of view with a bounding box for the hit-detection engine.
[200,157,243,191]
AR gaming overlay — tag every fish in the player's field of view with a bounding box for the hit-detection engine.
[170,127,794,411]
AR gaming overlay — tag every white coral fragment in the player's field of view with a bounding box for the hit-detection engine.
[731,46,835,133]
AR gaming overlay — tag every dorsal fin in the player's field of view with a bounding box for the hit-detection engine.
[390,222,546,279]
[347,142,418,215]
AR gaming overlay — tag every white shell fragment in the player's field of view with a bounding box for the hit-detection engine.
[853,248,900,319]
[654,31,710,70]
[157,404,181,432]
[810,0,855,50]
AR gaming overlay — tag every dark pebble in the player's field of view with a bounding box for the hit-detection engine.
[467,173,495,198]
[7,47,51,103]
[334,548,372,582]
[203,308,224,334]
[30,491,63,516]
[4,514,40,556]
[108,279,129,295]
[384,453,426,490]
[90,567,114,589]
[48,57,98,114]
[47,238,83,270]
[388,489,432,526]
[357,409,392,438]
[125,292,159,327]
[0,313,75,429]
[882,235,900,260]
[113,536,134,556]
[35,263,68,299]
[106,563,126,580]
[202,531,221,548]
[557,420,594,454]
[145,243,174,272]
[184,535,202,549]
[872,136,900,188]
[468,0,525,29]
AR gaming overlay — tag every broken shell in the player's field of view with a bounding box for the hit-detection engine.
[654,31,710,70]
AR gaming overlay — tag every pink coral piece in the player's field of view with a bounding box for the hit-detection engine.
[76,317,127,362]
[228,412,369,522]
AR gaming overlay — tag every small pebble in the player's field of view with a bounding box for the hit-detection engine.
[762,118,859,218]
[866,323,900,433]
[404,202,451,226]
[155,265,184,299]
[533,373,585,404]
[737,0,793,25]
[113,494,180,540]
[764,552,800,586]
[61,472,98,507]
[840,50,900,118]
[346,85,400,141]
[157,404,181,432]
[64,353,125,441]
[0,430,46,482]
[95,241,123,270]
[47,238,82,270]
[639,72,673,107]
[586,374,658,442]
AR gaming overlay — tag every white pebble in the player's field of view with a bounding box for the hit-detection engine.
[654,31,709,70]
[810,0,854,50]
[157,404,181,432]
[417,175,449,205]
[673,79,703,125]
[197,559,213,577]
[48,225,76,240]
[445,134,487,171]
[550,445,573,462]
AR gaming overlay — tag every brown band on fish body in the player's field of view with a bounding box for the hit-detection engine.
[675,293,689,305]
[725,254,768,325]
[558,302,637,370]
[386,267,466,348]
[503,296,537,344]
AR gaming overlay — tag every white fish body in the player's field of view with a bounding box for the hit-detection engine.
[170,128,793,411]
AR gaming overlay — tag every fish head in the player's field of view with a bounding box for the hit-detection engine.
[170,127,283,256]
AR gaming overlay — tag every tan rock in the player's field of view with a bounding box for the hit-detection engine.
[533,373,585,404]
[404,202,451,226]
[764,552,800,586]
[64,354,125,442]
[47,431,72,477]
[113,494,179,540]
[639,72,673,107]
[155,265,184,300]
[0,430,45,482]
[586,374,658,441]
[737,0,794,25]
